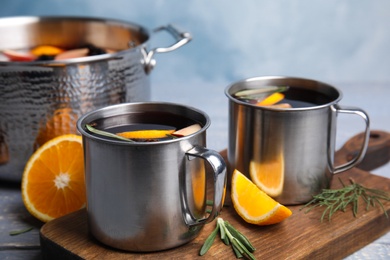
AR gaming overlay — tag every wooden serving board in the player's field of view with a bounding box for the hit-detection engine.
[40,130,390,260]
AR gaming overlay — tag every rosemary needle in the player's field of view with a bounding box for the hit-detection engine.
[9,227,33,236]
[199,224,220,256]
[225,221,255,252]
[218,220,229,245]
[85,124,134,142]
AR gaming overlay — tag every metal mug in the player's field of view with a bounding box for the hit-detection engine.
[225,76,370,205]
[76,102,226,252]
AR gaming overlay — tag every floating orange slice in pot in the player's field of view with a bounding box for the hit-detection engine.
[31,45,64,56]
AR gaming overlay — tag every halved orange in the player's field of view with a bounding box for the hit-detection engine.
[231,169,292,225]
[249,150,284,197]
[22,134,85,222]
[116,129,175,139]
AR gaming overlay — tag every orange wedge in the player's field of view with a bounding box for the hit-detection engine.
[231,169,292,225]
[249,150,284,197]
[116,129,175,139]
[22,134,86,222]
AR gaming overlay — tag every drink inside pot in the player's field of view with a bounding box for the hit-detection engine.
[233,86,332,108]
[0,43,119,62]
[85,111,202,142]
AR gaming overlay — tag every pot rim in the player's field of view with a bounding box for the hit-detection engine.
[0,15,150,66]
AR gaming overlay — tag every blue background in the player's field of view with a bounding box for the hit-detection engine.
[2,0,389,84]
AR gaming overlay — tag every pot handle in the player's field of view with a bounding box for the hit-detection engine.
[332,105,370,174]
[142,24,192,74]
[183,146,227,227]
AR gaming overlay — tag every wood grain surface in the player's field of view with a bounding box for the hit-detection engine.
[40,130,390,259]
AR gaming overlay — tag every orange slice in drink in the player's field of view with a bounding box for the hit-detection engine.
[116,129,175,139]
[231,169,292,225]
[22,134,85,222]
[256,92,284,106]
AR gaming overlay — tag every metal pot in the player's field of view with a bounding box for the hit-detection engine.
[0,16,191,181]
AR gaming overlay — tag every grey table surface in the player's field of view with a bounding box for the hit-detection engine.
[0,80,389,259]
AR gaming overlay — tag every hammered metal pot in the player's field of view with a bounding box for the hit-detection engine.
[0,16,191,181]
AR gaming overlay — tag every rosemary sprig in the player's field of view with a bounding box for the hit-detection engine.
[85,124,134,142]
[199,217,256,259]
[301,178,390,222]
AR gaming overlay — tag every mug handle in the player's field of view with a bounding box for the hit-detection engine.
[183,146,227,226]
[332,105,370,174]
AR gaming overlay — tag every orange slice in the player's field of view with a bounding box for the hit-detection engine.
[231,169,292,225]
[249,150,284,197]
[22,134,86,222]
[256,92,284,106]
[116,129,175,139]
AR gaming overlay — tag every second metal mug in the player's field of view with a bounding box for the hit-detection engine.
[225,76,370,205]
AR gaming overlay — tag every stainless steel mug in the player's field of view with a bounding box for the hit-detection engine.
[225,76,370,205]
[76,102,226,252]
